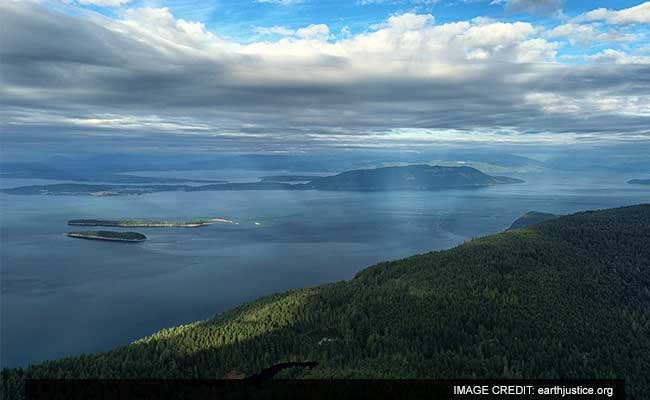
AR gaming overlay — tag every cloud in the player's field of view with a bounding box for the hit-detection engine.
[586,49,650,65]
[296,24,330,40]
[547,23,639,45]
[578,2,650,25]
[255,24,330,41]
[492,0,563,16]
[255,26,296,36]
[1,1,649,151]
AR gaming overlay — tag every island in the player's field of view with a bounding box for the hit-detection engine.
[628,179,650,185]
[259,175,324,182]
[2,165,524,195]
[303,165,524,191]
[66,231,147,242]
[0,183,191,196]
[509,211,559,229]
[68,218,234,228]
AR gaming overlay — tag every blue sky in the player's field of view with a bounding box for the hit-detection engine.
[94,0,645,37]
[71,0,650,58]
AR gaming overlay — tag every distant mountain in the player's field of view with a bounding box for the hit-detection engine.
[3,204,649,398]
[509,211,559,229]
[2,166,523,196]
[305,165,523,191]
[628,179,650,185]
[259,175,325,182]
[0,162,224,184]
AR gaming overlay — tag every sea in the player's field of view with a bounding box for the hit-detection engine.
[1,169,649,367]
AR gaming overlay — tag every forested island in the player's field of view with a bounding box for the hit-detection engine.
[628,179,650,185]
[3,204,650,399]
[66,231,147,242]
[2,165,524,196]
[68,219,232,228]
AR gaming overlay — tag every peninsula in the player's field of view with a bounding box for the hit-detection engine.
[66,231,147,242]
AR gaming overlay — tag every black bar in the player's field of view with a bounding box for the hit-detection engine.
[25,379,625,400]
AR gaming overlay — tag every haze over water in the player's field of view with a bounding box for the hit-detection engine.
[2,169,648,368]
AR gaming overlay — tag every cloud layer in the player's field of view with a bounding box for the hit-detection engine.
[1,1,649,151]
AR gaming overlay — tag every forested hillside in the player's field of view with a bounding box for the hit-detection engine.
[3,205,650,399]
[509,211,559,229]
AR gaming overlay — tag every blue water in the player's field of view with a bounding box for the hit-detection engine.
[1,170,649,367]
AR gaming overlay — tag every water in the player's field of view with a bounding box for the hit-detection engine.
[1,170,649,368]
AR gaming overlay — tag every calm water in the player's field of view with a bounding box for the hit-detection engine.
[1,170,649,367]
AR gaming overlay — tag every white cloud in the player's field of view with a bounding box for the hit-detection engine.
[586,49,650,65]
[492,0,563,16]
[547,22,638,45]
[255,26,296,36]
[578,2,650,25]
[526,92,650,116]
[296,24,330,40]
[463,21,534,47]
[254,24,331,40]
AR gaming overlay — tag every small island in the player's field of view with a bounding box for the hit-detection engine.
[67,219,233,228]
[628,179,650,185]
[66,231,147,242]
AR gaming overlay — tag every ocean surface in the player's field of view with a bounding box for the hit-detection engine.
[1,169,649,367]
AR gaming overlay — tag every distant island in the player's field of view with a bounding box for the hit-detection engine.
[628,179,650,185]
[68,218,234,228]
[1,182,292,196]
[3,165,524,196]
[66,231,147,242]
[509,211,559,229]
[259,175,325,182]
[1,183,190,196]
[303,165,524,191]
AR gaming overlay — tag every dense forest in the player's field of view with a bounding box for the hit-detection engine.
[2,204,650,399]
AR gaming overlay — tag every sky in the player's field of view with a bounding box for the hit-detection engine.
[1,0,650,156]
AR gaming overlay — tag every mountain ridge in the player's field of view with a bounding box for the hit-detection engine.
[2,165,523,196]
[304,165,523,191]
